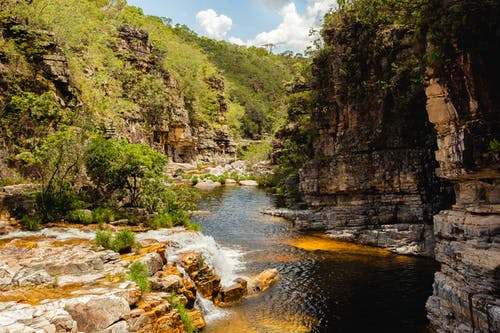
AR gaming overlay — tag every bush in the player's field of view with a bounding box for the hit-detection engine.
[128,261,151,293]
[21,214,42,230]
[168,293,197,333]
[95,230,112,249]
[146,213,174,229]
[66,209,93,224]
[92,207,116,223]
[218,174,227,184]
[111,229,136,253]
[95,229,135,253]
[191,176,198,186]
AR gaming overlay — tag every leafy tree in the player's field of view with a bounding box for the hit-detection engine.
[84,137,167,206]
[22,126,86,221]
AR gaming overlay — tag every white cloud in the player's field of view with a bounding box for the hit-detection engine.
[196,9,233,40]
[228,36,246,46]
[257,0,291,9]
[232,0,338,53]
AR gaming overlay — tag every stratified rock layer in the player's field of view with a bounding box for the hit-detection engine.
[424,57,500,333]
[292,9,451,256]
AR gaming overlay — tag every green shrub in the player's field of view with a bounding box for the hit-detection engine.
[95,230,112,249]
[184,220,202,232]
[111,229,136,253]
[489,139,500,154]
[168,293,197,333]
[21,214,42,230]
[146,213,174,229]
[66,209,93,224]
[191,176,199,186]
[128,261,151,293]
[171,210,190,227]
[218,174,227,185]
[92,207,116,223]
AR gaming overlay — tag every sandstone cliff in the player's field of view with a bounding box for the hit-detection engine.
[0,9,236,176]
[422,1,500,331]
[280,2,453,256]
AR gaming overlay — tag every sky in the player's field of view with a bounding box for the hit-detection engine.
[126,0,339,54]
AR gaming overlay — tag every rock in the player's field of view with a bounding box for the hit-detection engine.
[188,309,206,331]
[97,320,128,333]
[150,274,184,292]
[156,310,184,333]
[215,278,248,306]
[138,252,164,276]
[422,12,500,332]
[225,179,237,185]
[194,180,222,189]
[239,180,258,187]
[65,295,130,332]
[180,252,221,301]
[248,269,280,294]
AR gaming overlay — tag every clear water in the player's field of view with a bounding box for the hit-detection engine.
[192,186,439,333]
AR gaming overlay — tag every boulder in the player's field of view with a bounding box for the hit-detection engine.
[188,309,206,331]
[239,180,258,187]
[150,274,184,292]
[215,278,248,306]
[248,269,280,294]
[180,252,221,301]
[138,252,164,276]
[65,295,130,332]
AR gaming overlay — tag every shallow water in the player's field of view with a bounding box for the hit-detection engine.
[192,186,439,333]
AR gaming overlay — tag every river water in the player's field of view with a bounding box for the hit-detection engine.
[192,186,439,333]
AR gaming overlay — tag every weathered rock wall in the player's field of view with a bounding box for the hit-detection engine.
[292,8,452,256]
[423,2,500,329]
[113,24,236,163]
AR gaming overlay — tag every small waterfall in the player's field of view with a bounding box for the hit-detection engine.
[137,228,245,287]
[138,229,244,323]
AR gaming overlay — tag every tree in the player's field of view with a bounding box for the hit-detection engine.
[21,126,86,221]
[84,137,167,206]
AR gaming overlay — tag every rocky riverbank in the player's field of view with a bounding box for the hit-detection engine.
[0,225,280,333]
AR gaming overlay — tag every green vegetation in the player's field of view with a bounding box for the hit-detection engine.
[128,261,151,293]
[168,292,197,333]
[66,209,93,224]
[95,229,136,253]
[95,230,112,249]
[21,215,42,231]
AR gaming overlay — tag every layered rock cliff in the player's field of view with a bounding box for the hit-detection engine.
[279,2,453,256]
[422,1,500,331]
[0,4,236,176]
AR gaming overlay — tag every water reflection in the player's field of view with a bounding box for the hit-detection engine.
[193,187,438,333]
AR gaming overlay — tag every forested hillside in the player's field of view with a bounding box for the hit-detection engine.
[0,0,300,184]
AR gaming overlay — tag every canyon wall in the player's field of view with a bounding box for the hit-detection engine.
[423,2,500,330]
[289,4,452,256]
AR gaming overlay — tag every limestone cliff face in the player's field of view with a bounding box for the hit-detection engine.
[423,3,500,330]
[293,11,452,255]
[113,24,235,163]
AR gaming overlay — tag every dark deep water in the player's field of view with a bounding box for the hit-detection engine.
[192,186,439,333]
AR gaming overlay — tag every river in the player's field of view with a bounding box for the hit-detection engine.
[192,186,439,333]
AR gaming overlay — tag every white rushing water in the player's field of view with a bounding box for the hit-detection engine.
[0,227,95,240]
[137,228,245,287]
[138,228,246,323]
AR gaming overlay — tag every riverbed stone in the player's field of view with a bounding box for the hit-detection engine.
[215,278,248,306]
[248,268,280,294]
[239,180,258,187]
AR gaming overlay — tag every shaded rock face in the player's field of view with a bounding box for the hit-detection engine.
[423,9,500,331]
[114,25,236,164]
[295,16,452,256]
